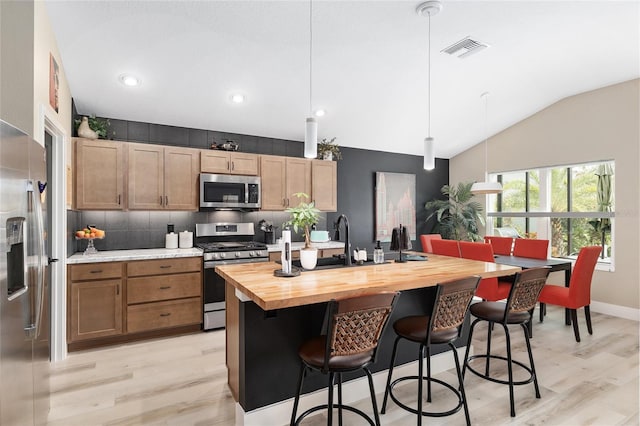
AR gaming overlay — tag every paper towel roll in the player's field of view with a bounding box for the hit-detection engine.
[179,231,193,248]
[165,232,178,249]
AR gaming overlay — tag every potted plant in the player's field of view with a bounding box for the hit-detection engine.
[74,115,112,139]
[317,137,342,161]
[285,192,321,269]
[425,182,485,241]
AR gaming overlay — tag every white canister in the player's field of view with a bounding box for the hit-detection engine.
[179,231,193,248]
[165,232,178,249]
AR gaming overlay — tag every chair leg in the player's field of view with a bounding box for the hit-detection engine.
[290,363,306,426]
[539,302,545,322]
[327,372,334,426]
[521,323,540,399]
[450,342,471,426]
[462,318,480,380]
[571,309,581,342]
[585,305,593,335]
[426,346,432,403]
[502,324,516,417]
[365,367,381,426]
[485,321,493,376]
[417,344,425,426]
[337,373,343,426]
[381,336,401,414]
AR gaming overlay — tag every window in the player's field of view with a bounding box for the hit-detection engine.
[488,161,614,270]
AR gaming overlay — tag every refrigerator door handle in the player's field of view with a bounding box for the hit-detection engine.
[31,182,47,340]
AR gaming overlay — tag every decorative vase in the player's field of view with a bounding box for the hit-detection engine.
[77,116,98,139]
[322,151,333,161]
[299,247,318,270]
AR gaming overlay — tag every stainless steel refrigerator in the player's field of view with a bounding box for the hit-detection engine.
[0,119,50,425]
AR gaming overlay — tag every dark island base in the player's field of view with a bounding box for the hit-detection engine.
[232,286,472,412]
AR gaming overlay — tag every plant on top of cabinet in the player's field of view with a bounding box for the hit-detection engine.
[75,115,113,139]
[317,137,342,161]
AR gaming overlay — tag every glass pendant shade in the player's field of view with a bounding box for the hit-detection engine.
[470,180,503,194]
[304,117,318,158]
[423,137,435,170]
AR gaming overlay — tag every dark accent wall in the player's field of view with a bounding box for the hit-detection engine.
[69,109,448,255]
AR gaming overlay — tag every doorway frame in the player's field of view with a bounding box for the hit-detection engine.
[38,104,67,362]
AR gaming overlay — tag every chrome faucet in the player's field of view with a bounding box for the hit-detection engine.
[333,214,352,266]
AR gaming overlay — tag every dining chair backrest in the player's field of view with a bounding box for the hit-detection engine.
[459,241,495,262]
[420,234,442,253]
[513,238,549,260]
[567,246,602,307]
[430,239,461,257]
[484,236,514,256]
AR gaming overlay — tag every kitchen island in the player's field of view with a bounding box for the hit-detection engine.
[216,254,521,425]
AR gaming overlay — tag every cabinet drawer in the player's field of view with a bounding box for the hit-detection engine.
[127,272,201,304]
[127,298,201,333]
[70,262,123,281]
[127,257,201,277]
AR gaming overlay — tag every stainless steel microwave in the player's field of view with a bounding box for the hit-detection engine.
[200,174,261,209]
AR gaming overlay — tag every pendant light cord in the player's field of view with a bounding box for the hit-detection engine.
[427,12,431,137]
[309,0,313,116]
[483,92,489,176]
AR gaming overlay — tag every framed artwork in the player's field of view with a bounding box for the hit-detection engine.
[49,53,59,113]
[375,172,416,242]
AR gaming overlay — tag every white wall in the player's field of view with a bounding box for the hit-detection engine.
[451,79,640,311]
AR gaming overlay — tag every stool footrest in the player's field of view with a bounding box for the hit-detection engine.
[466,354,535,386]
[293,403,375,426]
[387,375,464,418]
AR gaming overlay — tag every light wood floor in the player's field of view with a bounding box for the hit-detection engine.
[47,305,639,425]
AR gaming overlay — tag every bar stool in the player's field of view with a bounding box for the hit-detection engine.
[462,267,550,417]
[380,276,481,426]
[290,292,399,426]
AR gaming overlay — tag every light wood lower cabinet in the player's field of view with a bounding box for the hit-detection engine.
[67,257,202,349]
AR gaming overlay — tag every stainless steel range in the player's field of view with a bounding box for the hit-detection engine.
[196,222,268,330]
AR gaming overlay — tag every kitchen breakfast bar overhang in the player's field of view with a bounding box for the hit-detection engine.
[216,255,521,425]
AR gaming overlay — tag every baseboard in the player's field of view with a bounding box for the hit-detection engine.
[590,301,640,321]
[234,346,469,426]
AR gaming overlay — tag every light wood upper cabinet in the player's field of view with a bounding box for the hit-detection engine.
[128,143,198,210]
[201,151,259,175]
[260,156,312,210]
[312,160,337,212]
[74,138,125,210]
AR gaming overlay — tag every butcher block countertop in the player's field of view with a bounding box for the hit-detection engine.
[215,253,521,311]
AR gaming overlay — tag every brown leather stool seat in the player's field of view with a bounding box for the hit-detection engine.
[381,276,481,426]
[462,267,550,418]
[290,292,399,426]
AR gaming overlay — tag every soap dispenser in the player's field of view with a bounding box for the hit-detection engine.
[374,240,384,264]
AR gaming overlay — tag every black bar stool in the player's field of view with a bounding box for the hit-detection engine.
[462,267,550,417]
[290,292,399,426]
[380,276,481,426]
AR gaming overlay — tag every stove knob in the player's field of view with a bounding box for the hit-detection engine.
[220,252,226,259]
[212,253,219,260]
[249,251,255,257]
[235,252,241,258]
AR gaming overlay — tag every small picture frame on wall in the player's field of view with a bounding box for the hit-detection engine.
[49,53,59,113]
[375,172,417,242]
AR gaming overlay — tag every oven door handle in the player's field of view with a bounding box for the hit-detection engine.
[204,258,269,269]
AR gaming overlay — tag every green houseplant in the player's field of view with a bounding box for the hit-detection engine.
[317,137,342,161]
[285,193,321,269]
[74,115,112,139]
[425,182,485,241]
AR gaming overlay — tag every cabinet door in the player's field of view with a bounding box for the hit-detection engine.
[286,158,312,207]
[230,153,259,175]
[260,156,287,210]
[200,151,231,173]
[69,279,123,342]
[74,138,124,210]
[312,160,337,211]
[128,143,164,209]
[164,147,198,210]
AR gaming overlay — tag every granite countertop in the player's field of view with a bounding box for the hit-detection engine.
[67,247,204,264]
[265,241,345,252]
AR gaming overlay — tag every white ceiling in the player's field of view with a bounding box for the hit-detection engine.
[45,1,639,159]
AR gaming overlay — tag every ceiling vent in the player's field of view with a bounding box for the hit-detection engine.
[441,37,489,58]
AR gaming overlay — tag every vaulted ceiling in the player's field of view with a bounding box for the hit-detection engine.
[45,1,639,158]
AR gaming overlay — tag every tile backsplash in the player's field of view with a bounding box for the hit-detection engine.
[68,210,328,255]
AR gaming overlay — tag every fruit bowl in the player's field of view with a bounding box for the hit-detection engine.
[75,226,106,255]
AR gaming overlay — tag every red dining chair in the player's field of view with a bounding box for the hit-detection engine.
[459,241,511,301]
[513,238,549,260]
[484,236,514,256]
[420,234,442,253]
[538,246,601,342]
[431,239,461,257]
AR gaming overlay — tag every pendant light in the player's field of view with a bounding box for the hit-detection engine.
[417,1,442,170]
[471,92,503,194]
[304,0,318,159]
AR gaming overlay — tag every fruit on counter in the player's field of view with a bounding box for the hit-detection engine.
[75,226,105,239]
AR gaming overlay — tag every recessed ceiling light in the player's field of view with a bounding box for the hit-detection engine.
[231,94,245,103]
[119,74,140,87]
[314,109,326,117]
